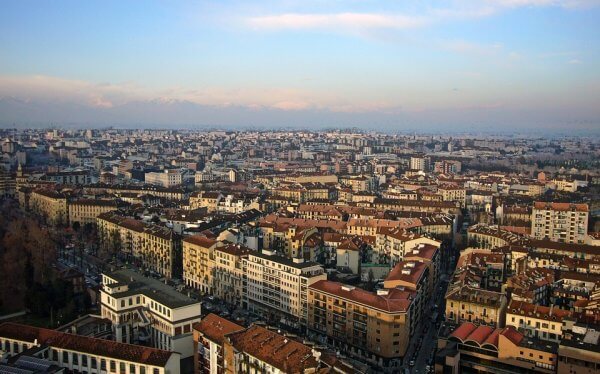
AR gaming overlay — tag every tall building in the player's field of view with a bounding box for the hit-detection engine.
[97,212,182,279]
[100,269,202,359]
[182,235,220,293]
[246,250,326,329]
[192,314,245,374]
[410,155,430,171]
[532,202,589,244]
[307,280,415,370]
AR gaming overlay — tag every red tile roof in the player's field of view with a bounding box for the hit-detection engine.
[534,201,588,212]
[183,234,217,248]
[226,325,318,372]
[310,280,414,313]
[193,314,243,345]
[0,322,175,366]
[384,261,428,287]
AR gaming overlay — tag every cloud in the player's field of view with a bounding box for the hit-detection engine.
[0,75,394,114]
[242,1,599,37]
[568,58,582,64]
[247,13,427,32]
[484,0,600,8]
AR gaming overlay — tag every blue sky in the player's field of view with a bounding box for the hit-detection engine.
[0,0,599,132]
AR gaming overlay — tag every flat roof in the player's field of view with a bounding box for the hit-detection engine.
[104,269,199,309]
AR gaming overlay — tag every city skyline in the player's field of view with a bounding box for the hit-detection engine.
[1,1,599,132]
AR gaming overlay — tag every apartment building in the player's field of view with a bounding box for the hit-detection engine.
[271,182,336,203]
[69,199,119,226]
[374,227,440,265]
[307,280,415,370]
[437,185,466,208]
[182,235,220,293]
[97,212,182,279]
[403,243,441,289]
[410,155,430,171]
[145,169,183,188]
[213,244,251,308]
[467,224,527,249]
[246,250,326,328]
[445,286,507,327]
[100,269,202,358]
[192,314,244,374]
[44,170,92,185]
[0,322,181,374]
[29,189,68,226]
[505,299,573,343]
[222,324,321,373]
[189,191,222,212]
[386,260,432,312]
[532,202,589,244]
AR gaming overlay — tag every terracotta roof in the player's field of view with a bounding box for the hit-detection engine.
[449,322,523,349]
[0,322,175,367]
[384,261,428,287]
[507,300,573,322]
[404,244,439,261]
[226,325,318,372]
[501,326,524,346]
[450,322,477,341]
[467,325,495,345]
[534,201,588,212]
[183,234,217,248]
[310,280,414,313]
[216,243,253,257]
[193,314,243,345]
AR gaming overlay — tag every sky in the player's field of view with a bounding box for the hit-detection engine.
[0,0,599,133]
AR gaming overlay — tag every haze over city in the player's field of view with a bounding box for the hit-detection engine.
[1,0,599,132]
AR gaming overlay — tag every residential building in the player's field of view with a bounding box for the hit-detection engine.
[192,314,244,374]
[97,212,182,279]
[246,250,326,328]
[308,280,415,370]
[532,202,589,244]
[100,269,202,358]
[182,235,220,293]
[0,322,181,373]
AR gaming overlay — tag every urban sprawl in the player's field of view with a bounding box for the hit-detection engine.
[0,128,598,374]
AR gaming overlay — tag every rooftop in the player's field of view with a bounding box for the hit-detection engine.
[103,269,199,309]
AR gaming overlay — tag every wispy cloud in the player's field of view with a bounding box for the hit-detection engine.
[242,0,599,36]
[568,58,582,64]
[0,75,398,114]
[247,13,427,32]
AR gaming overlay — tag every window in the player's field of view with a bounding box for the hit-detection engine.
[110,360,116,372]
[91,358,97,369]
[73,354,78,365]
[82,355,87,366]
[120,362,126,374]
[153,369,160,374]
[130,364,136,374]
[100,359,106,370]
[140,367,146,374]
[62,352,69,363]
